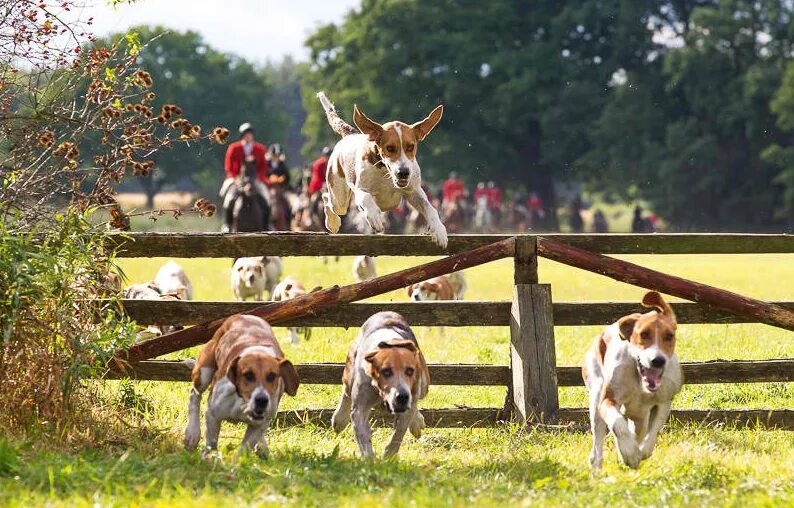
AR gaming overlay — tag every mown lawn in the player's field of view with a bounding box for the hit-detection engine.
[3,252,794,506]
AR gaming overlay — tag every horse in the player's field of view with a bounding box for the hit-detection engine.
[441,198,466,233]
[268,174,293,231]
[224,160,271,233]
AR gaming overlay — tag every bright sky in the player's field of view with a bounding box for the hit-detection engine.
[78,0,361,63]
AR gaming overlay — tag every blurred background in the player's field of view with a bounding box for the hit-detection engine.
[73,0,794,234]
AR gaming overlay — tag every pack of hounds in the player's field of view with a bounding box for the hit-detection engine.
[126,93,684,468]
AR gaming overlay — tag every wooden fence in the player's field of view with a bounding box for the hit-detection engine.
[108,232,794,430]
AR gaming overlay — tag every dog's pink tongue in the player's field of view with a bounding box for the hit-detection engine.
[642,367,664,391]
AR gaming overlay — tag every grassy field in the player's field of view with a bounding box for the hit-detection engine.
[3,251,794,506]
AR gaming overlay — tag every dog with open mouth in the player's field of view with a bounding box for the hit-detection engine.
[316,92,448,248]
[332,311,430,459]
[583,291,683,469]
[183,315,299,456]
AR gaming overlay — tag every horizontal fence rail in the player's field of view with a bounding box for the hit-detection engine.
[107,232,794,257]
[271,407,794,430]
[104,359,794,385]
[118,300,794,327]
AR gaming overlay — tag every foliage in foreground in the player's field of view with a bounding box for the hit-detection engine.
[0,213,136,438]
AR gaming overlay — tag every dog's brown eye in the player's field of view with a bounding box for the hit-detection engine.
[381,367,393,378]
[405,367,414,376]
[386,146,396,153]
[664,333,674,342]
[641,331,651,341]
[244,371,255,383]
[406,144,415,152]
[266,372,277,382]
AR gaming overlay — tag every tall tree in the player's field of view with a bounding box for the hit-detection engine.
[99,26,288,206]
[302,0,652,227]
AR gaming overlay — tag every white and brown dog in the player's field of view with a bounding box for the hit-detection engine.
[231,256,283,301]
[271,277,319,344]
[332,311,430,459]
[583,291,683,469]
[154,260,193,301]
[183,315,299,456]
[317,92,448,248]
[407,275,457,302]
[352,255,377,282]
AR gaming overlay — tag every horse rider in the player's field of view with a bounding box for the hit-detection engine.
[308,146,330,196]
[220,122,271,232]
[442,171,466,205]
[266,143,291,188]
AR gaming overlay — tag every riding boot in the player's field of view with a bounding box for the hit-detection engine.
[222,202,234,233]
[257,194,271,230]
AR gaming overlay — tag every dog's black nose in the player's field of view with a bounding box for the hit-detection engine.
[413,294,421,301]
[395,391,410,406]
[396,167,410,180]
[254,393,269,410]
[650,356,666,368]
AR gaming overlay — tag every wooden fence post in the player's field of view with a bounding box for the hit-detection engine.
[510,283,559,424]
[513,236,538,285]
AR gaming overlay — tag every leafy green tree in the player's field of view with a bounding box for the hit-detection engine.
[583,1,794,230]
[302,0,655,227]
[100,26,288,206]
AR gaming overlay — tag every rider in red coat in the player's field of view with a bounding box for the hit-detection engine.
[221,123,271,232]
[442,171,466,203]
[308,147,330,196]
[224,125,269,183]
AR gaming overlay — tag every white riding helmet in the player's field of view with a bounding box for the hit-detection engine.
[238,122,254,136]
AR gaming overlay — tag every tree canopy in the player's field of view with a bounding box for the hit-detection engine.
[302,0,794,231]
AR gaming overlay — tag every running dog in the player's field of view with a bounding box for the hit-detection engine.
[583,291,683,469]
[332,311,430,459]
[183,315,299,456]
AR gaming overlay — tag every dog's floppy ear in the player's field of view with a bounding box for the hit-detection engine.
[353,105,383,142]
[415,349,430,398]
[407,284,415,297]
[226,355,241,388]
[378,339,417,352]
[642,291,674,318]
[278,359,300,396]
[411,105,443,141]
[617,313,642,340]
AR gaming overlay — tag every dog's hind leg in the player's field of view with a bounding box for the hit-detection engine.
[639,402,671,460]
[384,407,416,458]
[322,158,350,233]
[589,391,607,469]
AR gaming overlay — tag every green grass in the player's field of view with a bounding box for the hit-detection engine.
[3,253,794,506]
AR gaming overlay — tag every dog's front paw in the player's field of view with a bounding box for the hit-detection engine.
[183,424,200,451]
[639,440,656,460]
[616,436,641,469]
[331,409,349,433]
[366,211,385,233]
[428,223,448,249]
[409,411,425,438]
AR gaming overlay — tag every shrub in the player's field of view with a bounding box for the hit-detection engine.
[0,211,136,439]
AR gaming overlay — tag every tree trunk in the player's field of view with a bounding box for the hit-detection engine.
[517,121,558,231]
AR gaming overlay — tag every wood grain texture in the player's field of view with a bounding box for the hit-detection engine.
[269,407,794,429]
[106,232,794,258]
[537,236,794,331]
[114,237,516,364]
[104,361,512,386]
[104,359,794,386]
[509,284,559,423]
[117,300,794,327]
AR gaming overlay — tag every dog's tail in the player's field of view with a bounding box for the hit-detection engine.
[317,91,358,137]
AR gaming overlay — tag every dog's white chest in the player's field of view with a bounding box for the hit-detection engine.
[357,166,404,211]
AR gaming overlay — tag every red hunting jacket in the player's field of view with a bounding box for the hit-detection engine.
[225,141,270,183]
